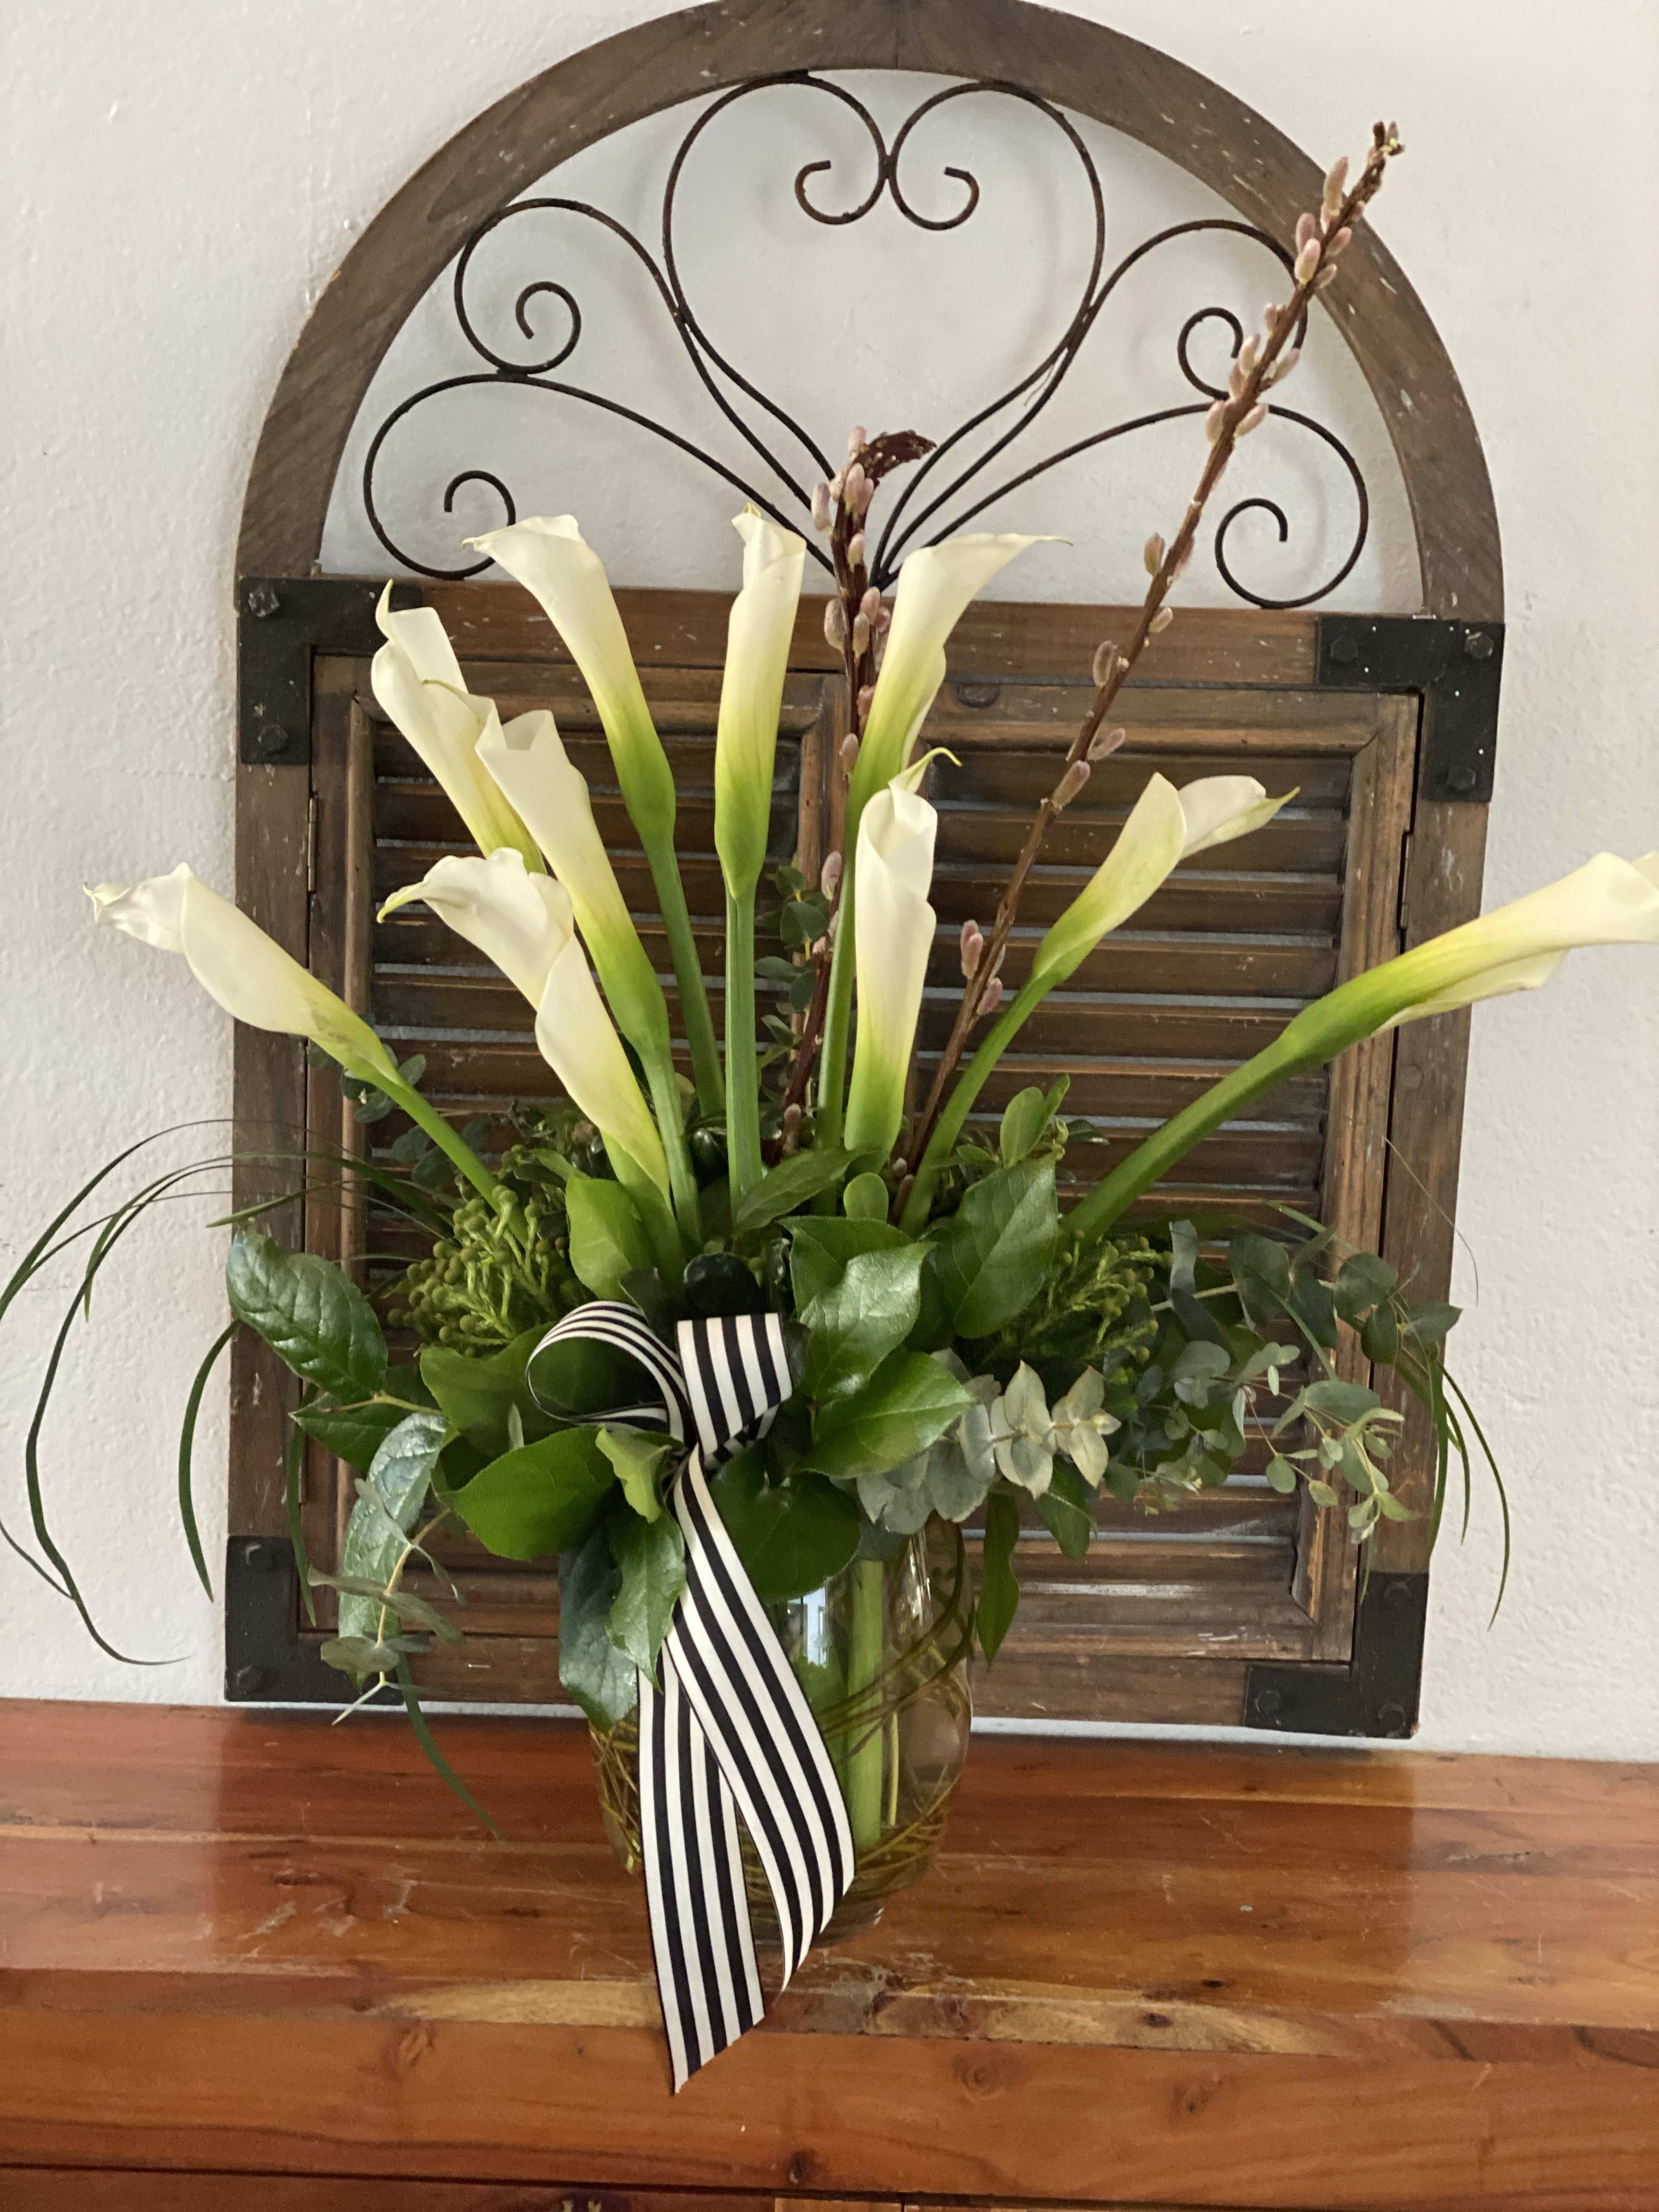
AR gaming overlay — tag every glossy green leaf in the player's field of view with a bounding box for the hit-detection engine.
[998,1086,1048,1167]
[730,1146,857,1234]
[450,1427,615,1560]
[598,1426,674,1521]
[565,1173,653,1299]
[842,1171,890,1222]
[225,1230,386,1400]
[797,1240,930,1403]
[933,1161,1058,1339]
[293,1374,431,1472]
[1033,1463,1093,1558]
[421,1328,556,1457]
[706,1449,860,1602]
[557,1520,638,1726]
[606,1511,687,1680]
[977,1489,1022,1661]
[802,1350,972,1480]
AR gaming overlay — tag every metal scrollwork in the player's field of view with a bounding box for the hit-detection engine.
[361,71,1369,606]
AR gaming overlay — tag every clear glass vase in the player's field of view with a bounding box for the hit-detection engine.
[589,1516,973,1940]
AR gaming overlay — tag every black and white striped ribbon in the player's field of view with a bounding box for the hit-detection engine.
[532,1301,855,2087]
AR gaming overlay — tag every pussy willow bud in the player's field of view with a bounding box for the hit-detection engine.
[1087,725,1127,762]
[1091,640,1119,687]
[1148,606,1173,635]
[847,530,865,569]
[860,585,882,622]
[1204,400,1228,442]
[894,1172,915,1218]
[852,613,871,656]
[1322,155,1350,217]
[1314,266,1339,292]
[820,850,843,898]
[811,481,833,532]
[1228,359,1249,400]
[1238,334,1260,377]
[960,919,984,977]
[823,597,848,650]
[1264,302,1282,328]
[1325,225,1353,258]
[811,932,831,958]
[1295,211,1319,252]
[781,1099,803,1144]
[843,461,867,511]
[1173,542,1193,578]
[1237,402,1268,437]
[1267,347,1301,386]
[828,468,845,502]
[847,424,867,457]
[872,603,890,633]
[1294,238,1321,284]
[1053,759,1092,809]
[978,977,1005,1018]
[1143,532,1165,576]
[839,731,860,771]
[856,682,874,720]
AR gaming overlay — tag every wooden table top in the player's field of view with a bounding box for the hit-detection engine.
[1,1699,1656,2209]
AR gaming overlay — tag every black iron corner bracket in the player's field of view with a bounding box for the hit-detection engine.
[224,1535,342,1702]
[238,575,422,767]
[1316,615,1503,804]
[1242,1569,1427,1739]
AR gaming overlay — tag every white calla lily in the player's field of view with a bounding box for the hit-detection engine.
[715,506,807,897]
[844,775,938,1162]
[1032,772,1290,988]
[1068,847,1659,1242]
[534,936,671,1205]
[475,708,665,1049]
[369,589,541,868]
[88,865,397,1084]
[850,533,1053,813]
[377,849,574,1008]
[467,516,674,837]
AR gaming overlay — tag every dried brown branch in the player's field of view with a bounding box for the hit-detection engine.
[900,123,1404,1182]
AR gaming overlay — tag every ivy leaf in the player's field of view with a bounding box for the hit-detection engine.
[557,1519,638,1727]
[226,1231,386,1400]
[606,1511,687,1681]
[421,1327,559,1457]
[565,1173,652,1299]
[598,1426,675,1522]
[977,1489,1022,1662]
[933,1160,1058,1338]
[1034,1463,1093,1559]
[706,1449,860,1602]
[450,1428,616,1560]
[336,1410,449,1660]
[731,1146,858,1235]
[802,1350,972,1480]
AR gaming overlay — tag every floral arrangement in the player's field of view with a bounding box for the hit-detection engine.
[10,123,1659,2078]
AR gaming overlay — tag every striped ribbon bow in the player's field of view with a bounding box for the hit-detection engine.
[530,1300,855,2088]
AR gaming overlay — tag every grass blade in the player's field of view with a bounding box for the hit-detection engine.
[394,1658,501,1839]
[286,1418,314,1626]
[178,1321,238,1598]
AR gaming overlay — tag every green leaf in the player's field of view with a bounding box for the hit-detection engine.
[977,1489,1022,1662]
[557,1519,638,1726]
[1285,1267,1339,1350]
[802,1350,972,1480]
[1405,1300,1462,1344]
[337,1410,449,1655]
[1169,1219,1199,1295]
[450,1427,616,1560]
[1228,1232,1291,1321]
[998,1086,1048,1167]
[731,1146,858,1234]
[1264,1455,1300,1494]
[606,1511,687,1680]
[178,1321,237,1598]
[597,1426,674,1521]
[1359,1301,1400,1366]
[1334,1251,1398,1323]
[842,1171,890,1222]
[1306,1477,1340,1509]
[797,1239,930,1403]
[293,1383,427,1473]
[309,1571,464,1644]
[933,1160,1058,1338]
[1302,1379,1383,1425]
[421,1328,557,1457]
[788,1215,911,1301]
[1033,1463,1093,1559]
[706,1449,860,1602]
[225,1230,386,1400]
[565,1173,653,1299]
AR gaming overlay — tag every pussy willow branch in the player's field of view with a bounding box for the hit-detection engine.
[900,123,1403,1188]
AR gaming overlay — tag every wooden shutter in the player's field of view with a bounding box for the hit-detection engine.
[233,580,1447,1729]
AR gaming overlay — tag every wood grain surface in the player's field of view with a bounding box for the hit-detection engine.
[2,1702,1655,2207]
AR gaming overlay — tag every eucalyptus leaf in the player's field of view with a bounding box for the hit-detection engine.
[977,1489,1022,1661]
[226,1230,386,1400]
[606,1511,687,1680]
[565,1173,653,1299]
[1405,1300,1462,1344]
[706,1449,860,1601]
[933,1160,1058,1338]
[337,1409,449,1659]
[802,1350,973,1480]
[557,1518,638,1726]
[450,1427,615,1560]
[1334,1251,1398,1322]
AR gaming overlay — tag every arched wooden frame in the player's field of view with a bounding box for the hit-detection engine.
[226,0,1504,1737]
[237,0,1501,616]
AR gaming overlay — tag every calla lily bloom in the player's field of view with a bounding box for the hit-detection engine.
[89,865,398,1085]
[380,852,671,1206]
[476,708,665,1052]
[369,589,542,869]
[844,772,939,1163]
[1031,772,1289,989]
[1067,847,1659,1240]
[849,533,1052,816]
[467,517,675,839]
[714,506,807,899]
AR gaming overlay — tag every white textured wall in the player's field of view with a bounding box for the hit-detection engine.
[3,0,1655,1754]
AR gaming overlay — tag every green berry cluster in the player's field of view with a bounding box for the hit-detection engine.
[965,1227,1160,1396]
[387,1135,582,1350]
